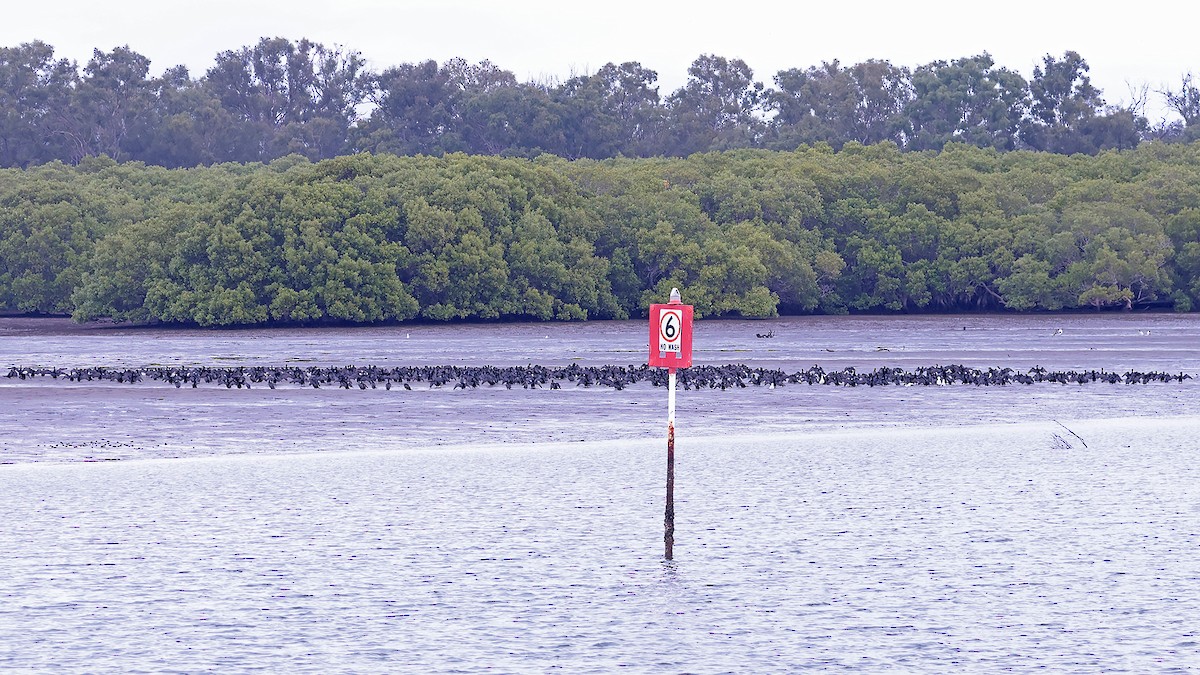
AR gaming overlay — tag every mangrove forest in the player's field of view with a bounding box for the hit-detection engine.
[2,143,1199,325]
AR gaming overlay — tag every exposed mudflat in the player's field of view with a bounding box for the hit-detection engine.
[2,313,1197,463]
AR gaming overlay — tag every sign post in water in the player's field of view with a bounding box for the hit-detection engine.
[648,288,693,560]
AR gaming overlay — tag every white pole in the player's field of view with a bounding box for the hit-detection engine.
[668,370,677,424]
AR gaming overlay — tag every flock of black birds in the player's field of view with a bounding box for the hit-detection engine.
[5,363,1193,390]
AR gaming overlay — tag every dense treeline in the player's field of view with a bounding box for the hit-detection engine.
[2,143,1198,325]
[3,38,1200,170]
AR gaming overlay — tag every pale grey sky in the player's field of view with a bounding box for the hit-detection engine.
[4,0,1195,122]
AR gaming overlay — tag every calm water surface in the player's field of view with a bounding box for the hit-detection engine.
[2,314,1199,672]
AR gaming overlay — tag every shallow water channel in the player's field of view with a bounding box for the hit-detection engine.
[2,314,1199,671]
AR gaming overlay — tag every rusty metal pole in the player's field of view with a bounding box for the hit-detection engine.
[665,367,676,560]
[652,287,689,561]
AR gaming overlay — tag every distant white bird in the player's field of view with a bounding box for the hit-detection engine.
[1138,330,1151,336]
[1052,328,1063,336]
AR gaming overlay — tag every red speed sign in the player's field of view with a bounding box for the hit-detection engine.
[649,299,693,369]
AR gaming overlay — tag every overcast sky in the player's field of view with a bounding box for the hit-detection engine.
[4,0,1196,122]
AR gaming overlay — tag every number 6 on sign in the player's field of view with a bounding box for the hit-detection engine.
[659,309,683,353]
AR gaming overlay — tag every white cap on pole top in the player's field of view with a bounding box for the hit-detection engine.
[669,287,681,303]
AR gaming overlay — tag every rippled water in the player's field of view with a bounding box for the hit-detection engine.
[2,314,1200,671]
